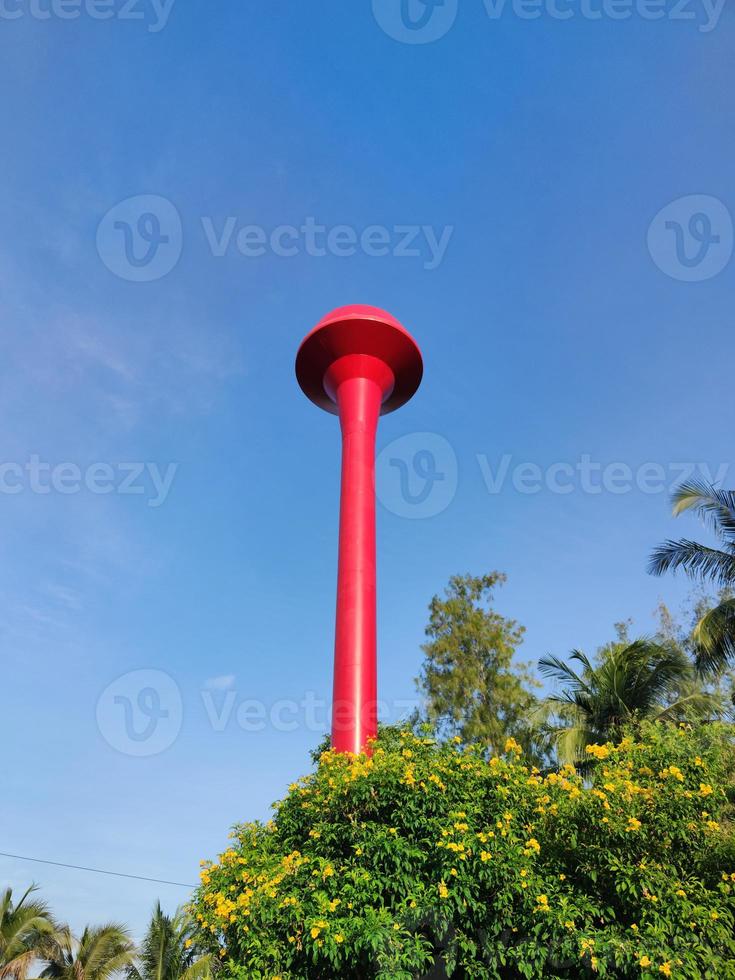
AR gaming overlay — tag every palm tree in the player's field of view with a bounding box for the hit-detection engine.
[649,481,735,675]
[127,905,212,980]
[1,886,57,980]
[41,924,135,980]
[538,638,718,763]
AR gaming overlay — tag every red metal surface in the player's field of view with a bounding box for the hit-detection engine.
[296,305,423,754]
[296,304,423,416]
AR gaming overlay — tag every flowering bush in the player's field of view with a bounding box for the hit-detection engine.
[193,723,735,978]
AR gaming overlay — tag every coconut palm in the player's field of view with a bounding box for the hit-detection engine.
[0,886,57,980]
[41,924,135,980]
[126,905,212,980]
[538,638,719,763]
[649,481,735,675]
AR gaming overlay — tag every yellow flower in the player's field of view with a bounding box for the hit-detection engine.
[640,955,651,967]
[627,817,642,832]
[659,963,672,977]
[700,783,713,797]
[711,911,720,920]
[310,927,321,939]
[438,881,449,899]
[535,894,549,911]
[676,889,686,897]
[334,934,344,943]
[480,851,492,862]
[504,736,522,754]
[661,765,684,782]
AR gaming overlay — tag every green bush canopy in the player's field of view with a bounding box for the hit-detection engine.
[193,724,735,979]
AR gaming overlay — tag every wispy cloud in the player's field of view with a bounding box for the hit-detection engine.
[204,674,236,691]
[43,582,83,611]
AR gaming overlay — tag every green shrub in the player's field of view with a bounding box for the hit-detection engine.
[193,723,735,978]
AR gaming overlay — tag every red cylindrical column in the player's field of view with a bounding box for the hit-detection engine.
[295,306,422,755]
[332,376,381,753]
[326,356,393,753]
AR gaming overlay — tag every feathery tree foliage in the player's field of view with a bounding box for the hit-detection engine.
[538,636,718,763]
[650,481,735,675]
[416,573,542,760]
[0,886,58,980]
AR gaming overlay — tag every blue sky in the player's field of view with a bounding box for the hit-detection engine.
[1,0,733,938]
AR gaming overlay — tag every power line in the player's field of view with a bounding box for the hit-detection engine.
[0,851,195,889]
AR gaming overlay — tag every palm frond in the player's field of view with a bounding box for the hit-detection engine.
[538,652,590,690]
[0,950,34,980]
[128,905,210,980]
[41,925,134,980]
[178,957,213,980]
[654,689,723,722]
[1,886,58,980]
[694,598,735,676]
[648,539,735,585]
[540,638,705,763]
[537,704,593,765]
[671,481,735,542]
[634,642,692,704]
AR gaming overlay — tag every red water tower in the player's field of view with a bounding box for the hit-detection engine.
[296,305,423,754]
